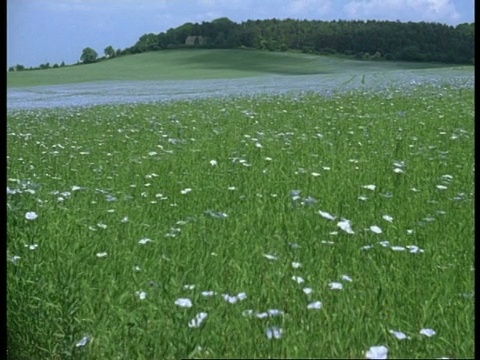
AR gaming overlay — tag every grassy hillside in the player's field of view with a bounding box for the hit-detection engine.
[7,49,459,88]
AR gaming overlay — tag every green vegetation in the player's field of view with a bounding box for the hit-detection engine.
[7,49,462,88]
[7,85,474,359]
[119,18,476,64]
[9,18,474,72]
[80,47,99,64]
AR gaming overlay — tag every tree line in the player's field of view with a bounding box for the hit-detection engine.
[9,18,474,71]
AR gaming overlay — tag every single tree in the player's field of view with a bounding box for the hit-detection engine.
[104,45,115,58]
[80,47,98,64]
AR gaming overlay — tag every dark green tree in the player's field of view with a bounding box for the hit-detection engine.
[80,47,98,64]
[104,45,115,58]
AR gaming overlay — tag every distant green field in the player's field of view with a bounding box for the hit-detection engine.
[7,49,460,88]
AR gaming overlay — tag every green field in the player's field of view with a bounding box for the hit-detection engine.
[6,49,460,88]
[7,82,474,358]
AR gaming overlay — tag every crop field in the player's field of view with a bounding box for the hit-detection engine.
[6,49,458,89]
[7,78,474,359]
[6,65,473,111]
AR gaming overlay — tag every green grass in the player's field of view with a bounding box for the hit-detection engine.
[7,85,474,359]
[7,49,462,88]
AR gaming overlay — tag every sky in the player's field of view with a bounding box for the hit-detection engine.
[7,0,475,68]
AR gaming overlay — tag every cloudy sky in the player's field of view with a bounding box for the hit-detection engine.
[7,0,474,68]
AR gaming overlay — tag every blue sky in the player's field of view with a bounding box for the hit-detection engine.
[7,0,474,68]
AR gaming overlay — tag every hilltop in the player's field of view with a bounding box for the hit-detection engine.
[6,49,462,88]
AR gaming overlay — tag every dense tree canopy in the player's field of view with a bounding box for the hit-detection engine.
[80,47,98,64]
[10,18,475,72]
[123,18,474,64]
[104,45,115,58]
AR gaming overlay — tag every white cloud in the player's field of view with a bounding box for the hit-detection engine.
[343,0,461,23]
[198,0,242,8]
[289,0,333,16]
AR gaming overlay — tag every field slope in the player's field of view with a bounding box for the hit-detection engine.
[6,49,460,88]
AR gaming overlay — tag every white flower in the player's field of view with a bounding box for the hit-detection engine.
[391,246,406,251]
[329,282,343,290]
[26,244,38,250]
[370,225,383,234]
[291,262,302,269]
[363,184,376,191]
[223,294,239,304]
[292,276,305,284]
[10,255,21,263]
[365,345,388,359]
[420,328,436,337]
[389,330,410,340]
[210,160,218,166]
[237,292,247,301]
[121,216,129,223]
[393,168,404,173]
[382,215,393,222]
[406,245,424,253]
[436,185,448,190]
[256,312,269,319]
[201,291,216,297]
[135,291,147,300]
[138,238,152,245]
[175,298,193,308]
[75,336,91,347]
[319,210,336,220]
[303,287,313,295]
[267,309,283,316]
[341,275,352,282]
[311,172,321,177]
[337,219,354,234]
[263,254,278,261]
[96,252,108,258]
[307,301,322,309]
[181,188,192,194]
[25,211,38,220]
[266,326,283,340]
[188,312,208,328]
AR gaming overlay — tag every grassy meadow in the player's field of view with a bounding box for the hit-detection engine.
[6,49,459,88]
[7,81,474,358]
